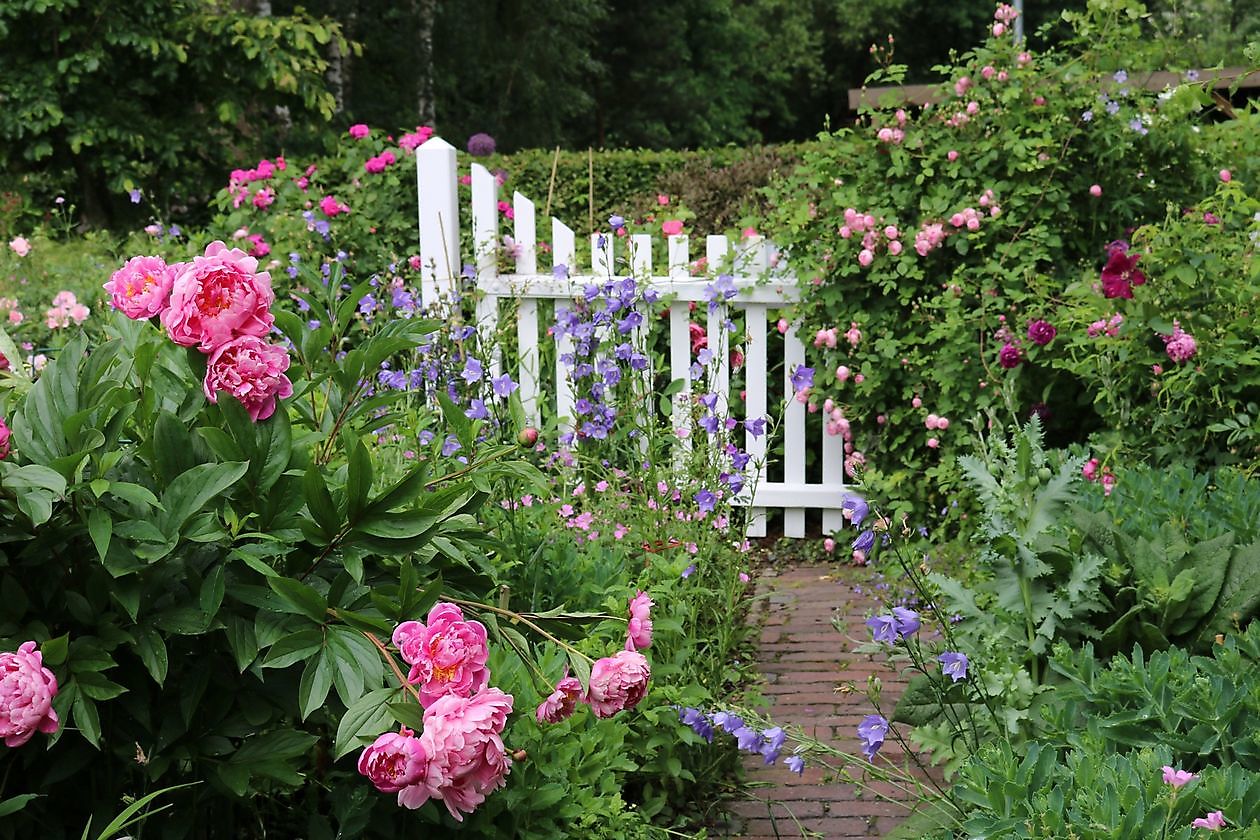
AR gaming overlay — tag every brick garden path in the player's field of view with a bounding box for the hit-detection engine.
[726,563,936,839]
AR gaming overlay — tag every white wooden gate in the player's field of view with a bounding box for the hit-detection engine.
[414,137,846,538]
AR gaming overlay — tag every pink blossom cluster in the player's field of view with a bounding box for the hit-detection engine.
[358,603,514,820]
[226,157,285,208]
[104,242,293,421]
[1087,313,1125,337]
[0,296,22,327]
[876,109,908,144]
[44,291,90,329]
[1082,458,1116,495]
[1162,320,1197,363]
[840,208,903,265]
[814,321,862,349]
[993,2,1018,35]
[0,641,59,747]
[399,125,435,151]
[365,150,398,174]
[914,222,948,256]
[822,398,852,439]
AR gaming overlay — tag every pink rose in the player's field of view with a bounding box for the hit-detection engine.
[8,237,31,258]
[349,123,370,139]
[0,641,59,747]
[0,417,10,459]
[203,336,293,422]
[319,195,348,217]
[1219,169,1231,183]
[535,675,582,724]
[392,603,490,708]
[584,649,650,718]
[661,220,684,237]
[162,241,275,351]
[358,726,430,797]
[415,688,514,821]
[626,591,654,651]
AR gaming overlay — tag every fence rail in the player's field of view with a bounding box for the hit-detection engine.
[415,137,846,538]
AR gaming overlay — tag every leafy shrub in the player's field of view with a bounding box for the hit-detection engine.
[1044,624,1260,772]
[764,0,1247,518]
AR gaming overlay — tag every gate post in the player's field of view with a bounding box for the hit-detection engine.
[416,137,461,309]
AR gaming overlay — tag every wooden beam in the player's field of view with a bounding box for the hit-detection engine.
[848,66,1259,112]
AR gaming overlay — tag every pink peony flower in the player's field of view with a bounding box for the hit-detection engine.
[392,603,491,708]
[349,123,370,139]
[584,649,650,718]
[415,687,514,821]
[1161,765,1197,789]
[162,241,275,351]
[927,437,939,448]
[8,237,31,257]
[535,675,582,724]
[359,726,430,798]
[1219,169,1231,183]
[203,336,293,421]
[0,641,59,747]
[104,256,178,320]
[1090,184,1102,197]
[0,417,10,459]
[1192,811,1226,831]
[626,591,654,651]
[661,220,684,237]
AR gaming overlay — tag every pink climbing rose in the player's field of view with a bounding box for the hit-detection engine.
[358,726,430,797]
[348,123,370,139]
[162,241,275,351]
[104,255,178,320]
[415,687,514,821]
[392,603,491,708]
[203,336,293,421]
[584,649,650,718]
[626,590,654,651]
[661,220,684,236]
[319,195,348,217]
[0,641,60,747]
[1162,321,1197,363]
[535,674,582,724]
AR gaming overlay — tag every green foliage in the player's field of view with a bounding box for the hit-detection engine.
[0,0,348,227]
[1069,464,1260,652]
[765,0,1246,519]
[953,742,1260,838]
[1044,625,1260,772]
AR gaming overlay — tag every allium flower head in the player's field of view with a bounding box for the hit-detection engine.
[466,133,497,157]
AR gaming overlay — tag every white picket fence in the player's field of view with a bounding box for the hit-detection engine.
[413,136,846,538]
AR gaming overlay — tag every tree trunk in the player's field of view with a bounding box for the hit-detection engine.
[414,0,438,126]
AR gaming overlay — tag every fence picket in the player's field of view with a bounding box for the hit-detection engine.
[416,137,460,308]
[822,421,845,533]
[783,325,807,537]
[744,303,769,537]
[471,165,502,379]
[513,192,537,274]
[705,235,731,416]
